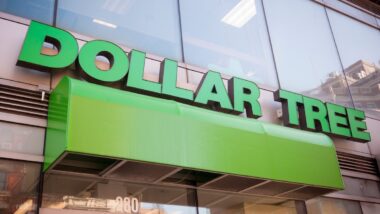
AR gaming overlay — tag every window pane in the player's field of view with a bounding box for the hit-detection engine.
[264,0,353,107]
[0,121,45,155]
[361,202,380,214]
[0,0,54,24]
[42,174,198,213]
[322,0,377,26]
[0,159,41,214]
[197,189,297,214]
[179,0,278,88]
[327,9,380,118]
[57,0,182,60]
[307,197,362,214]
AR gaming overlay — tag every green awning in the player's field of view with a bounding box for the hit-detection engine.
[45,77,343,190]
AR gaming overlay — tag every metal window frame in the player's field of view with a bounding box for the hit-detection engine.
[313,0,380,29]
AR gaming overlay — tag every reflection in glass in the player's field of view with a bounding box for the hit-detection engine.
[179,0,278,88]
[0,0,54,24]
[42,173,300,214]
[263,0,353,107]
[57,0,182,60]
[42,174,198,213]
[0,121,45,155]
[197,190,296,214]
[327,9,380,118]
[322,0,377,26]
[306,197,362,214]
[0,159,41,214]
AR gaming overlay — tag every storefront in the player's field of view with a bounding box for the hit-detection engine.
[0,0,380,214]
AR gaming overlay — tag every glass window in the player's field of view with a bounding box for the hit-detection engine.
[0,121,45,155]
[263,0,353,107]
[322,0,377,26]
[0,159,41,214]
[361,202,380,214]
[42,172,299,214]
[179,0,278,88]
[197,189,297,214]
[57,0,183,61]
[307,197,362,214]
[327,9,380,118]
[0,0,54,24]
[42,173,198,213]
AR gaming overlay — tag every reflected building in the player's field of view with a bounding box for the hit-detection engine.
[303,59,380,118]
[345,60,380,117]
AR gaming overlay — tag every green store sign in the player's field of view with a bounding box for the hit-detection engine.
[17,21,371,142]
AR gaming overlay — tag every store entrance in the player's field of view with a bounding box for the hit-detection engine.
[40,173,298,214]
[39,154,317,214]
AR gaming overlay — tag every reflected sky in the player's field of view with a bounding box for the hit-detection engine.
[57,0,182,60]
[323,0,378,26]
[0,0,54,24]
[327,9,380,118]
[264,0,353,107]
[327,9,380,69]
[180,0,278,88]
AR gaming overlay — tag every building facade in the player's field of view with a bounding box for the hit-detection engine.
[0,0,380,213]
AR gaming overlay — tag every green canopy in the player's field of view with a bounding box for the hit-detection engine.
[45,77,343,190]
